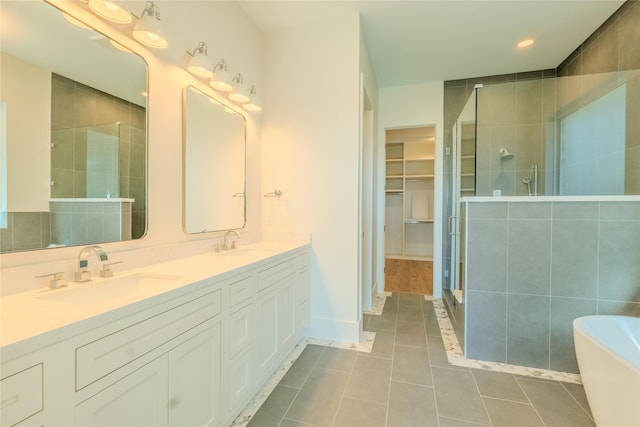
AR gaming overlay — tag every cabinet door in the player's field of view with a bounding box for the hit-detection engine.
[75,356,168,427]
[168,322,222,427]
[278,276,296,350]
[257,288,278,374]
[228,351,253,415]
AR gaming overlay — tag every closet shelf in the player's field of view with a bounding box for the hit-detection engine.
[404,219,433,224]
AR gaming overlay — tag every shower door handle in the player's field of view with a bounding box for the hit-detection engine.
[448,216,460,235]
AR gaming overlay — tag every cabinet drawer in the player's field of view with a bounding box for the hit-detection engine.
[0,364,43,426]
[76,289,221,391]
[296,270,310,303]
[229,275,254,308]
[257,258,296,293]
[297,251,310,270]
[229,303,253,359]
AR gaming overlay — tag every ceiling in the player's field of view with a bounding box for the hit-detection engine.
[237,0,626,87]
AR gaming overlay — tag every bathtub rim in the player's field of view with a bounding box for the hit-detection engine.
[573,315,640,372]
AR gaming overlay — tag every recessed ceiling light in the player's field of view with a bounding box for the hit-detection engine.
[517,38,535,49]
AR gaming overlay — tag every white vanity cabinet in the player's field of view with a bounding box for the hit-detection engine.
[0,364,44,426]
[74,287,223,427]
[0,244,311,427]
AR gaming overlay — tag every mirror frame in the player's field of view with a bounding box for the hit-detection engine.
[182,85,247,234]
[0,0,149,253]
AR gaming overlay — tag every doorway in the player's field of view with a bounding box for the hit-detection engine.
[383,126,436,295]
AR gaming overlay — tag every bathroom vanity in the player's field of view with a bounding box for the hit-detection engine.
[0,241,310,426]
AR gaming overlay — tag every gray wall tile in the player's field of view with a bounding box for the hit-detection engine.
[549,297,597,373]
[467,219,508,292]
[509,203,552,219]
[507,220,551,295]
[551,220,599,298]
[597,300,640,316]
[468,202,508,219]
[507,294,550,369]
[466,291,507,363]
[598,220,640,302]
[599,201,640,220]
[552,202,599,219]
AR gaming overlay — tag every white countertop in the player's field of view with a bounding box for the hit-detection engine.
[0,239,309,361]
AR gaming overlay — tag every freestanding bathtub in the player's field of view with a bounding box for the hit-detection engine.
[573,315,640,427]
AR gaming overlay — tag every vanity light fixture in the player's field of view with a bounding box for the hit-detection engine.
[63,13,92,29]
[88,0,132,24]
[517,38,535,49]
[187,42,213,79]
[209,59,233,92]
[243,85,262,112]
[228,73,250,103]
[132,1,167,49]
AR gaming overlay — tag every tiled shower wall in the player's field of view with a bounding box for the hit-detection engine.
[464,200,640,374]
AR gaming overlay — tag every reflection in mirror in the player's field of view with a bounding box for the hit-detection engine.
[183,86,246,233]
[0,1,147,252]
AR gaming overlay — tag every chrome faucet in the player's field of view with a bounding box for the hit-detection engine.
[222,230,240,251]
[75,245,108,282]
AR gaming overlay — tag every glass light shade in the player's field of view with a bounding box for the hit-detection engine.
[243,86,262,112]
[229,77,250,103]
[133,14,167,49]
[188,53,213,78]
[89,0,132,24]
[229,90,250,104]
[243,102,262,112]
[63,13,91,29]
[209,61,232,92]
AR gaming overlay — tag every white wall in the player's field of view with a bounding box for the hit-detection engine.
[261,14,363,342]
[0,53,50,212]
[1,1,263,282]
[378,82,445,298]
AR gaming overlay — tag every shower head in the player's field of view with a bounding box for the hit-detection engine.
[499,148,514,160]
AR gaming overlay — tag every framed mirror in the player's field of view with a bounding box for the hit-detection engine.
[183,85,246,233]
[0,1,148,253]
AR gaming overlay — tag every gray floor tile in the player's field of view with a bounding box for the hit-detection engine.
[387,380,439,427]
[280,345,324,387]
[483,397,545,427]
[396,305,424,323]
[333,397,387,427]
[398,293,423,308]
[392,345,432,386]
[561,382,592,417]
[472,369,528,402]
[279,419,321,427]
[394,321,427,347]
[432,367,490,425]
[423,308,441,337]
[427,333,457,369]
[344,354,392,405]
[314,347,357,373]
[367,312,397,332]
[245,299,596,427]
[284,368,349,426]
[247,385,299,427]
[518,378,595,427]
[368,329,395,359]
[438,416,489,426]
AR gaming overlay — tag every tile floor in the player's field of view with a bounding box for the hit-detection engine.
[247,293,595,427]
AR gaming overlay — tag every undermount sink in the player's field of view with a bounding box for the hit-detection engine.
[37,273,183,304]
